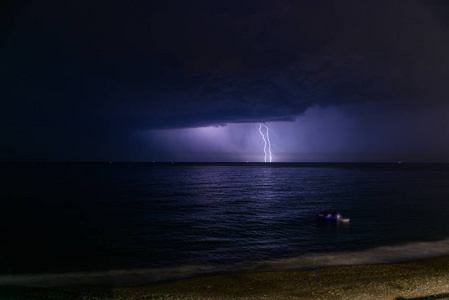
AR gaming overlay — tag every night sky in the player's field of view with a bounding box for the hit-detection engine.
[2,0,449,162]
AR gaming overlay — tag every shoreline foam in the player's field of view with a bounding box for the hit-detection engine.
[4,238,449,288]
[2,255,449,299]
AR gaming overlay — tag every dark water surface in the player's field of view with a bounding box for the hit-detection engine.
[1,162,449,284]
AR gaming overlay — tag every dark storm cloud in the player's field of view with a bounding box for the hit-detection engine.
[3,0,449,132]
[2,0,449,161]
[145,0,449,128]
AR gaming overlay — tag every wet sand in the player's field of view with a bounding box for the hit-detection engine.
[2,256,449,299]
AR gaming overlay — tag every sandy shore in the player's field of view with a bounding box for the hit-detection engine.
[2,256,449,299]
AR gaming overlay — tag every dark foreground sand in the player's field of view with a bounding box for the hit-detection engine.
[2,256,449,299]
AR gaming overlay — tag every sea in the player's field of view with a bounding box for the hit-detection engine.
[1,162,449,286]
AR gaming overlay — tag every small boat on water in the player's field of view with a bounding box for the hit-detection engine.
[316,211,350,223]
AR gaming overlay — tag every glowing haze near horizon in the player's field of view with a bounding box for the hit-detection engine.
[143,104,449,163]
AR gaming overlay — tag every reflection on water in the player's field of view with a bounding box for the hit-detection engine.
[1,163,449,279]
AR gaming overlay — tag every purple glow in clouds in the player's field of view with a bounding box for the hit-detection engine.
[141,103,449,162]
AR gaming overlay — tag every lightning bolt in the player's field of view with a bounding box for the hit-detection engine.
[264,124,272,163]
[258,123,268,162]
[258,123,272,162]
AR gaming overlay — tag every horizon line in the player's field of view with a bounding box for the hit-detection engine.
[1,161,449,164]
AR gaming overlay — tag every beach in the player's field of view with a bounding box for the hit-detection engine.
[2,255,449,299]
